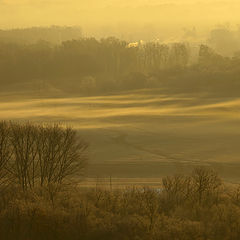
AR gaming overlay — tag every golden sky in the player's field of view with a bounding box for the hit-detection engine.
[1,0,240,29]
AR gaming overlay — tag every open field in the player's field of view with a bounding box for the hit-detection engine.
[1,89,240,182]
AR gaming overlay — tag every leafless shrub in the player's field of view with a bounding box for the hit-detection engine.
[162,174,193,211]
[0,121,12,189]
[162,167,223,212]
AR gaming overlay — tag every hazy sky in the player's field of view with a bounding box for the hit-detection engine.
[1,0,240,30]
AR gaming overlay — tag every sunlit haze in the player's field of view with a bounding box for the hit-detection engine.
[1,0,240,38]
[1,1,240,238]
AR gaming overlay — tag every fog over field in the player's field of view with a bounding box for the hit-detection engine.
[1,90,240,181]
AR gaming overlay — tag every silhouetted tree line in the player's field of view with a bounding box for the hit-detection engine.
[0,36,240,95]
[0,163,240,240]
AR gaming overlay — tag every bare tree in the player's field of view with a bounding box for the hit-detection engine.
[7,122,39,190]
[192,167,222,205]
[162,167,222,208]
[36,124,88,187]
[162,174,193,208]
[2,122,88,191]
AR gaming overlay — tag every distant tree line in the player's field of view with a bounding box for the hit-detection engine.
[0,36,240,95]
[0,26,82,44]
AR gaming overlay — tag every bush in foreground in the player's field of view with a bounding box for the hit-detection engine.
[0,166,239,240]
